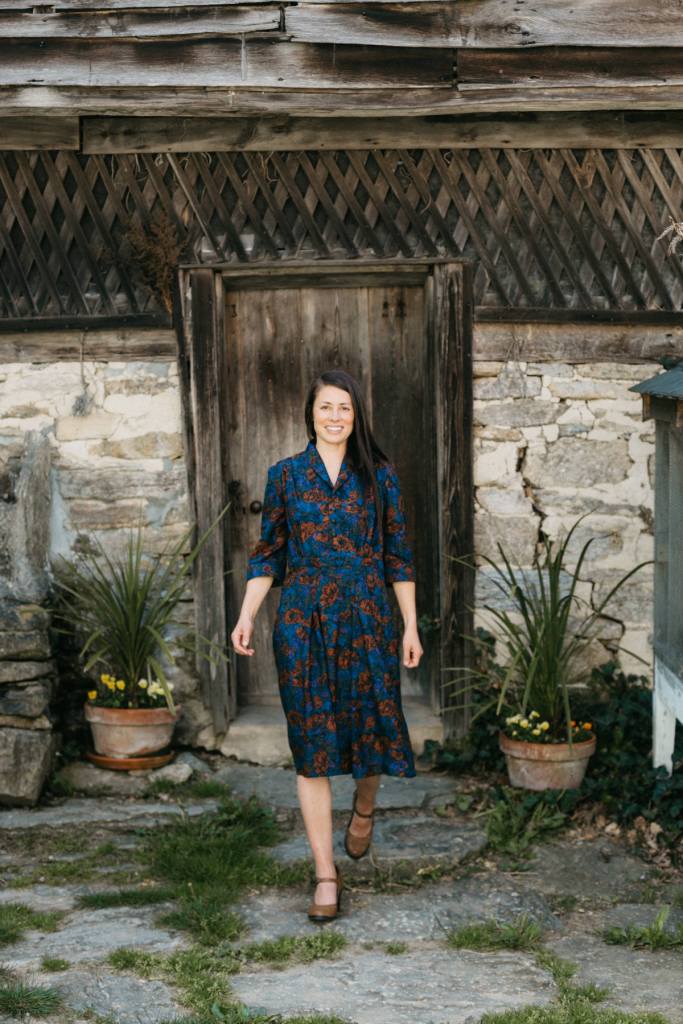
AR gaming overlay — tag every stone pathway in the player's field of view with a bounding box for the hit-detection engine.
[0,756,681,1024]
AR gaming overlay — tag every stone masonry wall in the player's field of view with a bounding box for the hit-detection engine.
[473,359,656,679]
[0,350,658,759]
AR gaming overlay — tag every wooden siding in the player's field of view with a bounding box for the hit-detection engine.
[4,2,683,114]
[2,146,683,325]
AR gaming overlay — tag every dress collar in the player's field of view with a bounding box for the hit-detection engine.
[306,439,350,491]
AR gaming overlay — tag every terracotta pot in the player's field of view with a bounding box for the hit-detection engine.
[499,730,596,791]
[84,703,181,759]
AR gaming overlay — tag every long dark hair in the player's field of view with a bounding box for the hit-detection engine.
[304,369,388,531]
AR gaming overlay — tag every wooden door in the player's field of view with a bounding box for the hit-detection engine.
[224,279,438,707]
[179,261,473,739]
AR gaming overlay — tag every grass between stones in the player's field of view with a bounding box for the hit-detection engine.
[0,903,64,945]
[7,839,133,889]
[107,932,347,1018]
[447,914,543,952]
[40,956,71,972]
[0,976,63,1018]
[450,928,670,1024]
[602,907,683,951]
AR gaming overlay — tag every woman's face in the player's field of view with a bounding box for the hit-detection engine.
[312,385,355,447]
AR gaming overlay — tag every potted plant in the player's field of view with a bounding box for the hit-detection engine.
[50,507,230,769]
[448,512,651,790]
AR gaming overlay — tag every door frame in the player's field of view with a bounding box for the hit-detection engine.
[175,259,474,740]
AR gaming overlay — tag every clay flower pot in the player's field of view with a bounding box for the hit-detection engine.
[84,703,181,759]
[499,731,596,791]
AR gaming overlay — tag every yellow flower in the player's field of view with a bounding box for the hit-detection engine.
[138,680,148,689]
[520,719,529,728]
[106,680,115,689]
[530,711,540,719]
[116,680,126,691]
[531,727,541,736]
[540,721,550,731]
[87,690,97,700]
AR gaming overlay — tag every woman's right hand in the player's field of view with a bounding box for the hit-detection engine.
[231,614,255,656]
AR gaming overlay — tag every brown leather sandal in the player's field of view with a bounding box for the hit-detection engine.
[307,863,343,923]
[344,789,375,860]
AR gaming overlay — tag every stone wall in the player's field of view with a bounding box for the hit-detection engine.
[0,358,216,750]
[0,349,657,767]
[472,359,656,678]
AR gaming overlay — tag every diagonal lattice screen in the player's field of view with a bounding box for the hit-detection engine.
[1,147,682,320]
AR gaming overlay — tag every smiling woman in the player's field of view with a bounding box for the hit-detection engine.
[230,367,423,923]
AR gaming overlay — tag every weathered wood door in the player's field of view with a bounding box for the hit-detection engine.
[179,262,473,737]
[225,276,434,706]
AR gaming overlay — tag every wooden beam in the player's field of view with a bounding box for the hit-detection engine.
[0,116,78,149]
[459,47,683,91]
[473,320,683,363]
[0,328,176,361]
[82,111,683,153]
[0,38,455,89]
[7,0,683,49]
[12,83,683,117]
[3,317,683,365]
[2,7,281,39]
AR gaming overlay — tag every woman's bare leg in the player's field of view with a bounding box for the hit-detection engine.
[297,775,337,905]
[348,773,381,838]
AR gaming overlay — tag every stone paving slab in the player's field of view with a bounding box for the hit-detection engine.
[230,947,557,1024]
[4,905,184,970]
[214,761,459,810]
[271,816,487,866]
[0,883,86,911]
[231,875,561,944]
[521,839,652,899]
[45,967,184,1024]
[546,933,683,1024]
[0,797,218,830]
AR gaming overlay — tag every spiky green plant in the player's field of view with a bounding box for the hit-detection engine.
[444,511,651,742]
[50,505,231,711]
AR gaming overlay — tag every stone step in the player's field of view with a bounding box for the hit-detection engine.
[213,759,458,811]
[219,701,444,767]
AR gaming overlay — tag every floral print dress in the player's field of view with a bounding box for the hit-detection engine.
[246,440,417,779]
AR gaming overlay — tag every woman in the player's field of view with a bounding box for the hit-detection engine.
[231,369,423,923]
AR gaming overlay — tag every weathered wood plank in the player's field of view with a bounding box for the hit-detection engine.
[0,39,454,88]
[431,262,474,740]
[11,83,683,118]
[0,116,78,149]
[182,267,232,732]
[459,47,683,91]
[0,328,176,360]
[286,3,460,48]
[3,320,683,365]
[84,111,683,154]
[2,7,281,39]
[7,0,683,49]
[473,320,683,363]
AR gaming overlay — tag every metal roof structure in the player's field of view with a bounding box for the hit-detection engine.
[630,363,683,400]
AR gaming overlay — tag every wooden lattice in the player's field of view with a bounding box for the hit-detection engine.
[1,147,682,323]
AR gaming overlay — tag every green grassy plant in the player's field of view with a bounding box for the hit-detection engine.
[447,914,543,952]
[77,887,176,910]
[0,904,64,946]
[0,979,63,1017]
[40,956,70,972]
[485,788,571,860]
[602,907,683,950]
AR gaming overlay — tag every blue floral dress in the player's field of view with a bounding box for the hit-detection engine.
[246,440,417,779]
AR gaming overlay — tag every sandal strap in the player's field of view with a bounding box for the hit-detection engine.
[352,792,375,817]
[316,876,339,883]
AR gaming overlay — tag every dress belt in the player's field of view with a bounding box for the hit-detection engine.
[286,554,381,576]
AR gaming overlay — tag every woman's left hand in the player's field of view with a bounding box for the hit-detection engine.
[402,625,423,668]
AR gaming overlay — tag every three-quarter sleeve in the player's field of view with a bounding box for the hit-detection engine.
[381,462,416,585]
[246,464,288,587]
